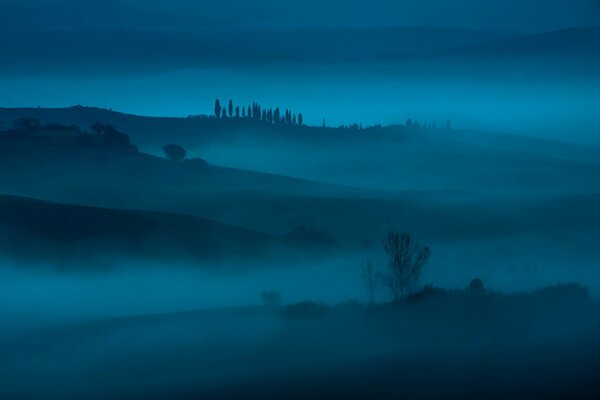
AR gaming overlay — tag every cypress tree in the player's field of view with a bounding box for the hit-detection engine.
[214,99,221,119]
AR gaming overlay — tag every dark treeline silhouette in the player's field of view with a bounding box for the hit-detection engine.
[213,98,304,127]
[0,118,138,154]
[209,98,448,133]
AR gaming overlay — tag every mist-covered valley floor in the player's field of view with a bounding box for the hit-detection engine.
[1,3,600,394]
[1,102,600,398]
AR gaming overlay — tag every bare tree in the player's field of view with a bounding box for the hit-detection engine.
[361,260,377,305]
[380,231,430,301]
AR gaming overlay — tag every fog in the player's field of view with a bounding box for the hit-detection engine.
[1,1,600,397]
[0,260,356,320]
[1,256,600,399]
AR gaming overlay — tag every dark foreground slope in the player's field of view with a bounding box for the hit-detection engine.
[2,287,599,399]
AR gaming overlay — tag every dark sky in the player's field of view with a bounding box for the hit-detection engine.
[4,0,600,32]
[130,0,599,31]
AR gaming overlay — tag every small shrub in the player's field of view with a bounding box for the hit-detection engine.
[405,285,448,303]
[468,278,485,292]
[163,144,187,162]
[184,157,209,169]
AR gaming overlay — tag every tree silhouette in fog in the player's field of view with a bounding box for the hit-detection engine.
[468,278,485,292]
[274,107,281,123]
[211,99,307,126]
[214,99,221,119]
[163,144,186,162]
[380,232,430,301]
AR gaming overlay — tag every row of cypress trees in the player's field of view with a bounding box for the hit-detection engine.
[214,99,303,126]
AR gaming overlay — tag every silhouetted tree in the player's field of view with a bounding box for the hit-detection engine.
[242,106,246,117]
[247,105,252,119]
[228,99,233,117]
[298,113,303,126]
[252,103,261,120]
[214,99,221,119]
[468,278,485,292]
[235,106,240,118]
[163,144,186,162]
[380,232,430,301]
[274,107,281,123]
[90,122,134,150]
[221,108,227,118]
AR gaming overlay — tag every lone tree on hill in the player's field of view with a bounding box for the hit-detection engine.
[380,232,430,301]
[163,144,187,162]
[214,99,222,119]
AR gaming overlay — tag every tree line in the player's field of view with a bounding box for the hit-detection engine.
[214,99,304,126]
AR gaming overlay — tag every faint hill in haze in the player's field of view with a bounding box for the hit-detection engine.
[0,0,221,31]
[372,26,600,74]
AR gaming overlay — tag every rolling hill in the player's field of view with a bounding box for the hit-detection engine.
[0,193,322,268]
[1,108,600,289]
[1,106,599,192]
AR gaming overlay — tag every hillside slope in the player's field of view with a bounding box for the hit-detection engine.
[0,194,317,268]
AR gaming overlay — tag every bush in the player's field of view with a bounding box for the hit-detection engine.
[184,157,209,169]
[163,144,187,162]
[468,278,485,292]
[405,285,448,303]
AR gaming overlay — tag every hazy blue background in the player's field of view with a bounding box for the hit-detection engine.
[5,0,599,30]
[1,0,599,142]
